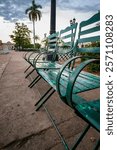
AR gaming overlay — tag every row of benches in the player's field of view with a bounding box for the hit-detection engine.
[24,12,100,150]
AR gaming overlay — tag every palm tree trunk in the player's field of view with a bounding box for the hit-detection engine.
[33,20,35,48]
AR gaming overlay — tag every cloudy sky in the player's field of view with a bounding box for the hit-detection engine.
[0,0,99,43]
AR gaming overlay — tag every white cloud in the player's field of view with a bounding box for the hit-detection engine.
[0,1,99,43]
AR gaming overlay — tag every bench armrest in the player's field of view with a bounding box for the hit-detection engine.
[33,51,52,66]
[56,56,83,98]
[23,51,35,60]
[66,59,100,107]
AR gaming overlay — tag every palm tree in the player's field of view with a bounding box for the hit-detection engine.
[34,35,40,43]
[25,0,42,48]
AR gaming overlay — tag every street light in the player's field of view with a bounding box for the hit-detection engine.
[70,18,76,42]
[73,18,76,24]
[70,18,76,26]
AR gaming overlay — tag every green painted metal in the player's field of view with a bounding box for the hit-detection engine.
[62,32,75,40]
[25,12,100,150]
[59,23,78,50]
[80,26,100,36]
[80,12,100,27]
[78,47,100,53]
[35,61,61,69]
[48,32,59,38]
[60,23,77,34]
[34,13,100,134]
[66,59,99,106]
[75,100,100,131]
[78,36,100,44]
[24,22,78,75]
[33,23,78,69]
[47,31,59,52]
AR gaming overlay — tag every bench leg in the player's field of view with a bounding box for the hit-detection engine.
[71,124,90,150]
[44,106,70,150]
[25,68,35,78]
[24,64,31,73]
[36,89,55,111]
[28,75,40,88]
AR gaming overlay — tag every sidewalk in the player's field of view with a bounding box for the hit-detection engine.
[0,51,99,150]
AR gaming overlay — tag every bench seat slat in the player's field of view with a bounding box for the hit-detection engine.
[36,62,61,69]
[81,71,100,81]
[37,66,99,96]
[38,70,57,90]
[58,70,100,93]
[59,72,99,93]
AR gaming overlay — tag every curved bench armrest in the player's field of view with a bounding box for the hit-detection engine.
[23,51,34,60]
[24,48,46,62]
[28,51,40,62]
[56,56,83,98]
[66,59,100,107]
[23,51,28,59]
[33,51,50,67]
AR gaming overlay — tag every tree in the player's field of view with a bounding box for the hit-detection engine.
[34,35,40,43]
[10,23,31,50]
[25,0,42,48]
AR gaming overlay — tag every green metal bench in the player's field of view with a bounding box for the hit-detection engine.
[31,23,78,68]
[24,31,59,78]
[33,12,100,149]
[26,23,78,87]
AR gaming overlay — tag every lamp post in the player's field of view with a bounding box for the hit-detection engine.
[70,18,76,26]
[50,0,56,34]
[70,18,76,42]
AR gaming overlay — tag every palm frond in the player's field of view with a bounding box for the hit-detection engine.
[35,5,42,9]
[29,12,32,21]
[36,10,42,20]
[25,7,32,14]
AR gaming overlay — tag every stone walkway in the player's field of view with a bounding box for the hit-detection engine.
[0,51,99,150]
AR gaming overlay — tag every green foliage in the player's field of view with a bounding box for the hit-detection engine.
[41,37,48,49]
[10,23,31,50]
[81,42,100,73]
[57,37,71,49]
[35,43,41,49]
[81,53,100,73]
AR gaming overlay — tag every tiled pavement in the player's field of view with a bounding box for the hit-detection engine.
[0,51,99,150]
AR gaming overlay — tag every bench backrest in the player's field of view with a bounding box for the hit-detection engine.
[75,12,100,54]
[45,23,78,61]
[46,23,77,53]
[59,23,78,51]
[47,32,59,52]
